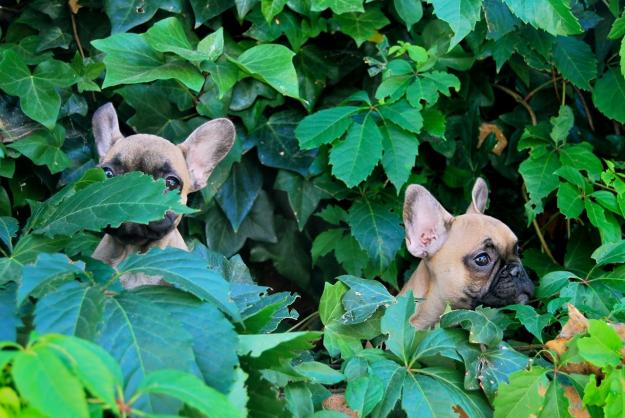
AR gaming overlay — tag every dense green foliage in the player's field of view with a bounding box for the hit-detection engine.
[3,0,625,416]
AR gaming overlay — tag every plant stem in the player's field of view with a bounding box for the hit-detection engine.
[287,311,319,332]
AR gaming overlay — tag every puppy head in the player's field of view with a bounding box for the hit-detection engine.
[92,103,235,245]
[403,178,534,308]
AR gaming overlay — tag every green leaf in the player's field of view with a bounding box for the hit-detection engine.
[333,7,390,46]
[347,197,403,271]
[585,200,621,244]
[232,44,300,99]
[104,0,183,33]
[440,307,504,346]
[609,12,625,39]
[312,229,345,263]
[592,68,625,124]
[507,305,553,343]
[346,376,385,417]
[12,345,89,418]
[254,111,316,176]
[380,122,419,190]
[34,282,105,340]
[294,361,345,384]
[8,126,71,174]
[311,0,364,14]
[502,0,582,36]
[394,0,423,29]
[215,157,263,232]
[238,332,322,368]
[98,293,196,413]
[430,0,482,48]
[91,33,204,91]
[285,383,314,418]
[0,50,76,128]
[138,369,243,418]
[338,275,394,324]
[189,0,232,26]
[18,253,85,305]
[296,106,360,150]
[493,367,550,418]
[137,286,239,393]
[0,217,17,253]
[275,170,326,230]
[549,105,574,145]
[421,108,446,137]
[261,0,288,21]
[552,37,598,90]
[560,143,603,181]
[28,172,194,237]
[117,246,240,320]
[592,240,625,266]
[330,113,383,187]
[319,281,348,325]
[381,292,419,364]
[556,182,583,219]
[519,147,560,220]
[378,100,423,134]
[145,17,210,62]
[198,28,225,62]
[46,335,123,411]
[577,319,624,368]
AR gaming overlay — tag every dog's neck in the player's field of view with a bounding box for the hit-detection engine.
[400,261,447,329]
[92,229,188,267]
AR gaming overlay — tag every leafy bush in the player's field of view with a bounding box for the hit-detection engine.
[2,0,625,416]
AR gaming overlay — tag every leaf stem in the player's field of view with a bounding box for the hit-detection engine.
[69,6,85,59]
[286,311,319,332]
[521,186,558,264]
[493,84,537,126]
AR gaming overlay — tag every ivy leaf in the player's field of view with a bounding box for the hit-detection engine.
[189,0,232,26]
[216,157,263,232]
[92,33,204,91]
[0,216,18,253]
[0,50,77,128]
[261,0,288,21]
[18,253,85,305]
[394,0,423,29]
[381,122,419,190]
[592,68,625,124]
[346,376,385,417]
[430,0,482,48]
[104,0,183,33]
[7,126,71,174]
[577,319,624,368]
[381,292,419,364]
[117,246,240,321]
[440,307,504,346]
[338,275,394,324]
[295,106,360,150]
[493,367,550,417]
[329,113,383,187]
[275,170,327,230]
[145,17,209,62]
[28,172,195,237]
[138,369,243,418]
[333,7,390,46]
[12,346,89,418]
[552,36,598,90]
[347,196,403,271]
[502,0,583,36]
[34,282,105,341]
[98,293,196,413]
[311,0,364,14]
[232,44,300,99]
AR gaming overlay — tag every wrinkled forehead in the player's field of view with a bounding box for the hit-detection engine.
[101,135,188,176]
[447,214,518,254]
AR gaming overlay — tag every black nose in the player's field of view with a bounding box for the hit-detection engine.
[148,211,176,233]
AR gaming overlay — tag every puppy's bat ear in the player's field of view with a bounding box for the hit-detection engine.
[403,185,453,258]
[92,103,123,160]
[178,118,235,192]
[466,177,489,214]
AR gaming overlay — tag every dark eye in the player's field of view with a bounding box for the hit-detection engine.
[474,253,490,266]
[165,176,181,190]
[514,243,522,257]
[103,167,114,178]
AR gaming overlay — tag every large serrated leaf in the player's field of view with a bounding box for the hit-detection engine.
[296,106,360,150]
[28,172,194,237]
[592,68,625,124]
[97,293,196,413]
[430,0,482,48]
[18,253,85,305]
[552,36,597,90]
[117,246,240,321]
[502,0,582,36]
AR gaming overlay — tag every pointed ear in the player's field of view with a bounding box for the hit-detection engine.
[466,177,489,214]
[178,118,235,192]
[92,103,124,160]
[403,185,454,258]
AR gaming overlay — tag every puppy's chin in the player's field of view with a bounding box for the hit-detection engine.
[105,212,178,246]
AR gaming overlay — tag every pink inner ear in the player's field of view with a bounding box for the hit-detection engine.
[420,231,436,247]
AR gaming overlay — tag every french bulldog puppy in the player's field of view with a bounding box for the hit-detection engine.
[400,178,534,329]
[91,103,235,288]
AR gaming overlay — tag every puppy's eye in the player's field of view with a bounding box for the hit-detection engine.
[514,243,522,257]
[103,167,114,178]
[165,176,181,190]
[474,253,490,266]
